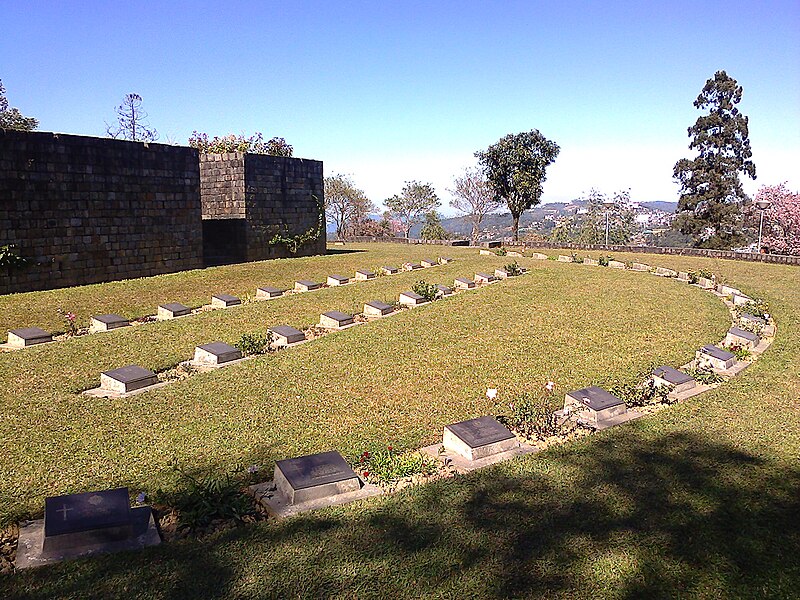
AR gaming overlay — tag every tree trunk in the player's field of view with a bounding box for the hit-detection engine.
[512,213,520,241]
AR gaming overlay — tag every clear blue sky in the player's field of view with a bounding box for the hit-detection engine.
[3,1,798,213]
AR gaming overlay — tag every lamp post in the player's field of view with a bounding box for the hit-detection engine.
[603,200,615,246]
[755,199,772,253]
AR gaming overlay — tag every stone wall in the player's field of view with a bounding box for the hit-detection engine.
[0,131,203,294]
[199,153,325,263]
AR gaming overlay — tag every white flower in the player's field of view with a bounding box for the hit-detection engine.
[486,388,498,399]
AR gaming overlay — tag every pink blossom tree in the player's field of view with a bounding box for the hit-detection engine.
[758,183,800,255]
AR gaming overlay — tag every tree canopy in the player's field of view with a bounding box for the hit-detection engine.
[106,93,158,142]
[188,131,293,156]
[475,130,560,240]
[448,167,502,245]
[673,70,756,249]
[0,79,38,131]
[384,181,441,238]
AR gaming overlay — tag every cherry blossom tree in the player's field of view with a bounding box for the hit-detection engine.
[758,183,800,255]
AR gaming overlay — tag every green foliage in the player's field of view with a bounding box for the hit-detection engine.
[412,280,439,302]
[673,71,756,249]
[356,446,438,485]
[235,332,274,356]
[496,388,561,441]
[158,465,255,531]
[475,129,560,240]
[188,131,293,156]
[0,79,38,131]
[687,365,725,385]
[384,181,441,238]
[419,211,450,240]
[504,261,523,276]
[106,93,158,142]
[0,244,27,271]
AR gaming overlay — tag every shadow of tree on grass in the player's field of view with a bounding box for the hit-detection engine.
[3,430,799,599]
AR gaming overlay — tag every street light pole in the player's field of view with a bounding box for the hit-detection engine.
[755,199,772,253]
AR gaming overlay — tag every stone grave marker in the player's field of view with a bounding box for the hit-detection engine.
[421,259,437,267]
[6,327,53,348]
[530,253,548,260]
[211,294,241,308]
[363,300,394,317]
[90,314,129,332]
[454,277,476,290]
[494,268,510,279]
[632,262,650,271]
[256,286,284,299]
[327,274,350,286]
[295,280,322,292]
[100,365,159,394]
[157,303,191,320]
[677,271,690,281]
[319,310,354,328]
[380,266,398,275]
[443,416,517,461]
[436,284,453,296]
[16,486,160,569]
[557,255,572,262]
[438,257,453,264]
[608,260,626,269]
[399,291,426,306]
[696,345,736,371]
[269,325,306,346]
[584,258,599,266]
[274,450,361,505]
[475,272,496,283]
[725,327,760,349]
[564,386,627,428]
[354,269,376,281]
[193,342,243,366]
[652,365,696,394]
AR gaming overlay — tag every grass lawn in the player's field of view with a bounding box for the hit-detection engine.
[1,244,798,599]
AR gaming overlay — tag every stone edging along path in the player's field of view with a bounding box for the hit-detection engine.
[6,253,777,571]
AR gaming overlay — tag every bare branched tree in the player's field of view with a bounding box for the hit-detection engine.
[106,93,158,142]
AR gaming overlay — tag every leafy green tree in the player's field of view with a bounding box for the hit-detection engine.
[384,181,441,238]
[0,79,38,131]
[673,70,756,248]
[419,211,450,240]
[448,167,503,245]
[475,130,560,241]
[188,131,293,156]
[106,93,158,142]
[324,174,375,240]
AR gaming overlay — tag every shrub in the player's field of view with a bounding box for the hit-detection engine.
[412,280,439,302]
[357,446,438,485]
[235,332,273,356]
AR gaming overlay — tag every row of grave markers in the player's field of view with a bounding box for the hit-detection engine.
[2,258,456,351]
[14,255,774,570]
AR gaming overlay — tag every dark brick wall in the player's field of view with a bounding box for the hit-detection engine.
[199,152,325,261]
[0,131,203,294]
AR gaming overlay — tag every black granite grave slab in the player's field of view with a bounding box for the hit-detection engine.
[567,386,624,411]
[276,451,356,490]
[653,365,694,386]
[446,416,515,448]
[700,344,735,361]
[8,327,52,346]
[45,487,131,539]
[196,342,242,363]
[158,303,191,317]
[728,327,759,343]
[269,325,306,344]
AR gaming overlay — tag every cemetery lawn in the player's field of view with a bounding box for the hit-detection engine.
[1,245,799,599]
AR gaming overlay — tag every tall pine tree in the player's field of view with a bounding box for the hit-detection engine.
[673,71,756,248]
